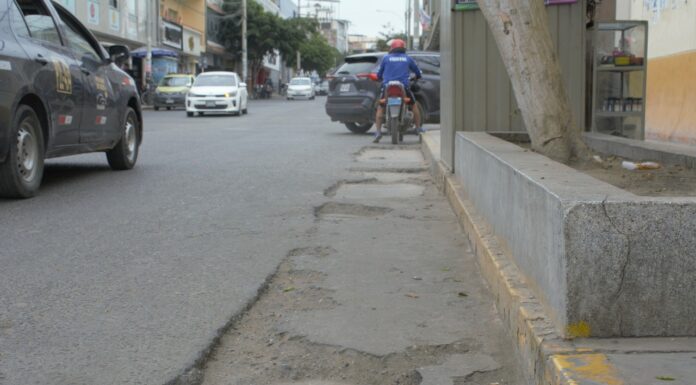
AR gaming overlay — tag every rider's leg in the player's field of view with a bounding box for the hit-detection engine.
[412,102,422,128]
[373,89,385,143]
[408,90,426,134]
[373,105,384,143]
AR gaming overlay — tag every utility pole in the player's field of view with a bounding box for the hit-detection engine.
[413,0,420,50]
[242,0,248,85]
[405,0,411,49]
[144,0,153,87]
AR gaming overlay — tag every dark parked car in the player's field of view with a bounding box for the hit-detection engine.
[0,0,142,198]
[325,51,440,133]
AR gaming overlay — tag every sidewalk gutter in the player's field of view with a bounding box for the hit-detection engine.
[420,130,696,385]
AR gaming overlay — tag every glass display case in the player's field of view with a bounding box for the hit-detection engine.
[591,21,648,139]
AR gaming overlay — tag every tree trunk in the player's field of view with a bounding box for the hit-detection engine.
[477,0,588,163]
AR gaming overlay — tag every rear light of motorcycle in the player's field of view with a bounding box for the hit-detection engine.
[386,85,404,98]
[357,73,379,81]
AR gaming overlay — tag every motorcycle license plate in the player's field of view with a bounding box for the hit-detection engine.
[340,84,351,93]
[206,101,216,107]
[388,97,402,106]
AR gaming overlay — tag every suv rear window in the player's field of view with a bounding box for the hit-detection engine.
[334,56,381,75]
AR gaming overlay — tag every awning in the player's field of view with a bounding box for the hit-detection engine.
[130,47,179,58]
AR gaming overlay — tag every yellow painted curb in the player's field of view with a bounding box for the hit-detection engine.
[420,138,629,385]
[550,354,624,385]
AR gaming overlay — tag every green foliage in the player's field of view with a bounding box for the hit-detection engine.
[218,1,336,80]
[288,33,341,76]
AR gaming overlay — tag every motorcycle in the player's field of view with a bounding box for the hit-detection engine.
[382,79,418,144]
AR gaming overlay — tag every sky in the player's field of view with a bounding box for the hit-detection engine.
[312,0,409,38]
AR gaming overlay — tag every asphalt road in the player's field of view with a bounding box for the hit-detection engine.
[0,98,385,385]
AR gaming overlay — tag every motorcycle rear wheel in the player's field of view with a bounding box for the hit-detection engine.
[390,117,400,145]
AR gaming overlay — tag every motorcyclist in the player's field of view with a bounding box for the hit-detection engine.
[373,39,424,143]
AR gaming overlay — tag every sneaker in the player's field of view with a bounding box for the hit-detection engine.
[417,127,427,134]
[372,132,382,143]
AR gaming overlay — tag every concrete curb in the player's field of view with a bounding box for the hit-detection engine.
[420,132,626,385]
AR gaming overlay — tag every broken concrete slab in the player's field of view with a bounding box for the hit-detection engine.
[454,132,696,337]
[417,353,500,385]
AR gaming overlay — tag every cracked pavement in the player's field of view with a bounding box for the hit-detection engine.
[202,145,526,385]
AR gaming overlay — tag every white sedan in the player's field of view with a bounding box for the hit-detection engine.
[286,77,316,100]
[186,72,248,116]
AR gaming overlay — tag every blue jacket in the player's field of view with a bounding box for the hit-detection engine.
[377,52,422,88]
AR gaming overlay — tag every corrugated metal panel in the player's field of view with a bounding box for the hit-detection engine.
[456,1,586,134]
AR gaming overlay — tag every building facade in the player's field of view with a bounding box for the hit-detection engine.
[348,34,378,54]
[159,0,207,75]
[54,0,151,49]
[320,19,349,54]
[618,0,696,144]
[279,0,298,19]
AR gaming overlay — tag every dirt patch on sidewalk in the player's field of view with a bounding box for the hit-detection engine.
[201,249,480,385]
[570,156,696,197]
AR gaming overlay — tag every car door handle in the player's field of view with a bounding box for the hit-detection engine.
[34,54,48,65]
[80,66,90,75]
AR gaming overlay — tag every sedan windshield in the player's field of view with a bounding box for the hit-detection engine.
[194,75,237,87]
[161,77,191,87]
[290,79,311,86]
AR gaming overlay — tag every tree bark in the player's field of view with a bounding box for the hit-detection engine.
[477,0,588,163]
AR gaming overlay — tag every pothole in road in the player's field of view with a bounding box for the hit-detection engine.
[314,202,393,220]
[355,149,424,165]
[324,179,378,198]
[333,183,425,200]
[201,248,475,385]
[358,172,429,184]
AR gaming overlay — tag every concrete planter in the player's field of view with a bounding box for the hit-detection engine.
[454,132,696,337]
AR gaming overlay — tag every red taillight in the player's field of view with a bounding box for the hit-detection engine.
[357,73,379,81]
[386,85,404,98]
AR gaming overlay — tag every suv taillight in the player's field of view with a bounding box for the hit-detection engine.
[357,73,379,81]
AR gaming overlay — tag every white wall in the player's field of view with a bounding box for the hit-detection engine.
[621,0,696,58]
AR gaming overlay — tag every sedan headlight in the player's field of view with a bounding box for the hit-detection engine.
[224,91,237,98]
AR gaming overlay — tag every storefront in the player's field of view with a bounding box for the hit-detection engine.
[180,27,204,75]
[130,47,180,88]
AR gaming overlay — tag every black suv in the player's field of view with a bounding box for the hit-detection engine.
[325,51,440,134]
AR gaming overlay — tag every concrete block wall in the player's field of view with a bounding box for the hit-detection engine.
[455,132,696,337]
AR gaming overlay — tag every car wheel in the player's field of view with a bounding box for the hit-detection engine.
[186,112,194,117]
[0,105,45,198]
[154,106,160,111]
[345,122,373,134]
[106,107,139,171]
[198,112,204,116]
[166,107,171,111]
[242,107,248,114]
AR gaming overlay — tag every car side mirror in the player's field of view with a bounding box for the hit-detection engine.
[108,45,130,65]
[240,82,247,88]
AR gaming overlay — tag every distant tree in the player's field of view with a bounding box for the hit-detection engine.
[376,32,407,52]
[220,2,329,83]
[298,34,341,76]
